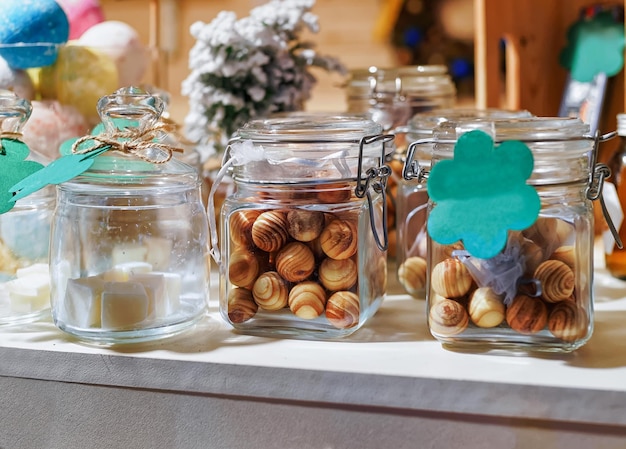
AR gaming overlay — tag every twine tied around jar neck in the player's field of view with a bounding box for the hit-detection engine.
[0,131,23,152]
[70,122,184,164]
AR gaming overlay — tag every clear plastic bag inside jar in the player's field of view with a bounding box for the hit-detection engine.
[427,189,594,352]
[220,180,387,339]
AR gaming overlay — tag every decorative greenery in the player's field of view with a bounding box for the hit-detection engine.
[182,0,346,161]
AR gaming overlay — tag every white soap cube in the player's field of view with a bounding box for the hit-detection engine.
[156,272,182,314]
[63,276,104,328]
[129,273,168,318]
[103,262,153,282]
[144,237,173,271]
[101,281,150,330]
[111,244,148,266]
[6,274,51,314]
[16,263,49,278]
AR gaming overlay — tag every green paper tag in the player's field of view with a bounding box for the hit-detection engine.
[560,10,625,82]
[0,138,44,213]
[10,146,110,202]
[427,130,541,259]
[0,138,31,160]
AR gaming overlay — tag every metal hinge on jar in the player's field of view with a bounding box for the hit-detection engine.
[587,130,623,249]
[355,134,395,252]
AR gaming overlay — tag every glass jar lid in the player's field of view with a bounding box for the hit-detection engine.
[231,113,390,183]
[237,113,383,142]
[431,116,593,185]
[407,108,534,141]
[61,87,199,190]
[345,65,456,99]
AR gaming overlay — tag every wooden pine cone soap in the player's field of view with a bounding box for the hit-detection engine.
[252,271,289,311]
[287,210,325,242]
[430,258,472,298]
[319,257,358,291]
[397,256,427,296]
[319,219,358,260]
[468,287,505,328]
[288,281,327,319]
[228,249,260,289]
[276,242,315,282]
[227,288,258,323]
[534,259,575,303]
[316,182,352,204]
[523,217,572,248]
[251,210,289,252]
[548,300,588,342]
[506,294,548,334]
[550,246,576,270]
[429,298,469,336]
[326,291,360,329]
[229,209,261,247]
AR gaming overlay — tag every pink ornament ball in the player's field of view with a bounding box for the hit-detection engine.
[78,20,149,87]
[56,0,105,40]
[0,56,35,100]
[22,100,89,161]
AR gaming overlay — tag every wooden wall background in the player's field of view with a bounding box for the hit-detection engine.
[100,0,626,162]
[100,0,397,122]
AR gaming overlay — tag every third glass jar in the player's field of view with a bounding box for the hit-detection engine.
[397,108,532,297]
[424,117,599,352]
[345,65,456,258]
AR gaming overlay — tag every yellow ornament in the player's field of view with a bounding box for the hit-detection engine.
[38,43,118,123]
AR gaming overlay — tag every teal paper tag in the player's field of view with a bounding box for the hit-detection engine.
[427,130,541,259]
[9,118,163,204]
[10,146,110,202]
[0,138,44,213]
[560,10,625,82]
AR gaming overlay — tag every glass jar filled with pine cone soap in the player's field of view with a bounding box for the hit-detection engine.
[423,117,605,352]
[213,114,393,339]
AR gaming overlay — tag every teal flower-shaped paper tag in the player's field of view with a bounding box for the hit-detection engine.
[0,138,44,214]
[427,130,541,259]
[560,10,625,82]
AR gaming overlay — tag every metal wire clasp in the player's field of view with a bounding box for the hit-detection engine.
[403,138,434,182]
[355,133,395,251]
[586,130,623,249]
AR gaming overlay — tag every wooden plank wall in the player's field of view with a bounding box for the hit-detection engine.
[100,0,397,122]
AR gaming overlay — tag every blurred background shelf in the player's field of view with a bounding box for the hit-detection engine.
[100,0,626,134]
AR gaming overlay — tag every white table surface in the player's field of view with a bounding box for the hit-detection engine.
[2,249,626,430]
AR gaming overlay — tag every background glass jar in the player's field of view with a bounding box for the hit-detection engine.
[213,114,392,340]
[0,91,54,326]
[49,88,209,344]
[345,65,457,133]
[397,108,533,297]
[423,117,600,352]
[345,65,456,259]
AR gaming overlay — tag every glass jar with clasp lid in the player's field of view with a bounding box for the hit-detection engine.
[345,65,456,259]
[396,108,533,297]
[48,87,209,344]
[407,116,618,352]
[209,114,393,339]
[345,65,457,134]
